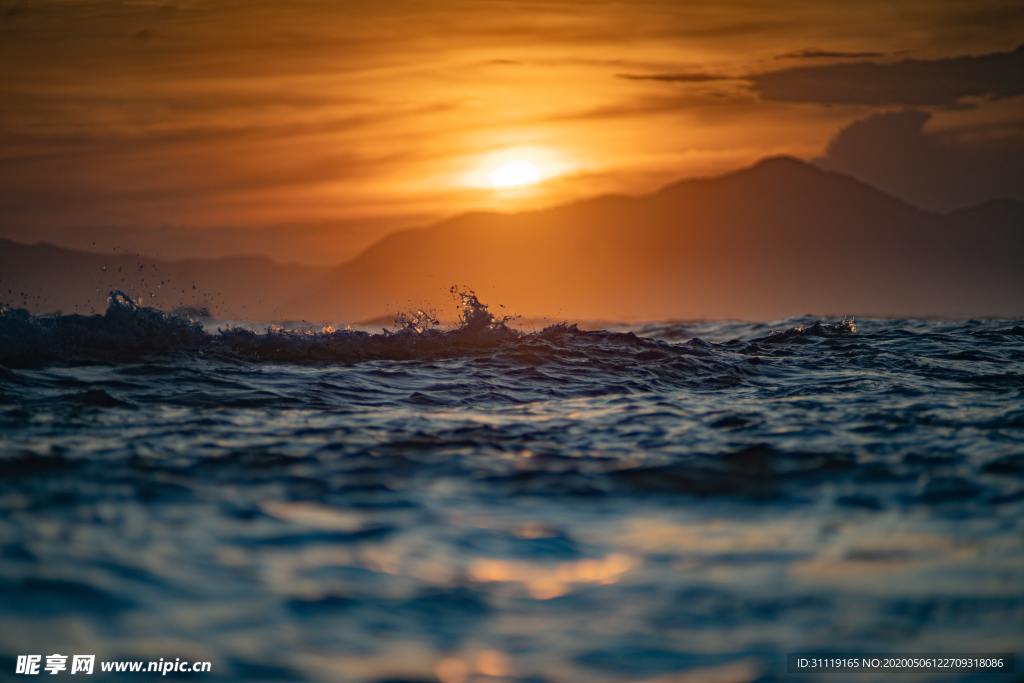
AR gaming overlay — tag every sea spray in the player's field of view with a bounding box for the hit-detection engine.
[2,287,857,369]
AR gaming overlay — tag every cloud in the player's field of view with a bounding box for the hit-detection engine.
[616,72,732,83]
[817,109,1024,211]
[753,44,1024,106]
[775,48,885,60]
[6,0,1024,232]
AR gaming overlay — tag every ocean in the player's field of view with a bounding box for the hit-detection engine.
[1,291,1022,682]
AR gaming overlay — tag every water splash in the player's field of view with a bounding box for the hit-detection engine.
[450,286,517,332]
[108,289,138,310]
[0,286,865,371]
[392,308,440,335]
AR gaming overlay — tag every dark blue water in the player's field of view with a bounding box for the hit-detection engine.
[1,293,1023,682]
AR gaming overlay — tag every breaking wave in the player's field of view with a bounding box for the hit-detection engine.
[0,288,734,370]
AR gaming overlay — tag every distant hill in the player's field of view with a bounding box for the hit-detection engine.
[4,159,1022,322]
[281,157,1024,321]
[946,198,1024,233]
[0,240,327,319]
[0,215,419,267]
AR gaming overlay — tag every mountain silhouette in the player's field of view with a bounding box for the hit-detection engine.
[284,157,1024,321]
[0,240,326,319]
[3,158,1021,321]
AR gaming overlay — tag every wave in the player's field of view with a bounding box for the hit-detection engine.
[0,289,682,368]
[0,291,207,367]
[0,287,872,373]
[756,318,857,342]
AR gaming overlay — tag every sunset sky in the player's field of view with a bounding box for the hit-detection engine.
[2,0,1022,243]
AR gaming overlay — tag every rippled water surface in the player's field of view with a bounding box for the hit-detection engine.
[1,295,1023,682]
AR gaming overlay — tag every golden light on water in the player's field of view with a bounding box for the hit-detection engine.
[469,553,635,599]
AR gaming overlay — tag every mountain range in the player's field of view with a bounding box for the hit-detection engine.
[0,241,326,320]
[2,157,1022,321]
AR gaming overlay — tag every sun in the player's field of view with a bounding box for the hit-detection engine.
[487,159,542,188]
[462,146,572,192]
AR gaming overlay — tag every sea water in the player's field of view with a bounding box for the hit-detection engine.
[1,292,1022,681]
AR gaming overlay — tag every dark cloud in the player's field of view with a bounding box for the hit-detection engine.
[775,48,885,60]
[817,109,1024,211]
[616,72,732,83]
[754,44,1024,105]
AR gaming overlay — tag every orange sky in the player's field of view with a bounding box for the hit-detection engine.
[1,0,1022,239]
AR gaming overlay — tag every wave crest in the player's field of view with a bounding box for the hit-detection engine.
[0,289,569,367]
[0,289,862,378]
[755,318,857,343]
[0,290,206,366]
